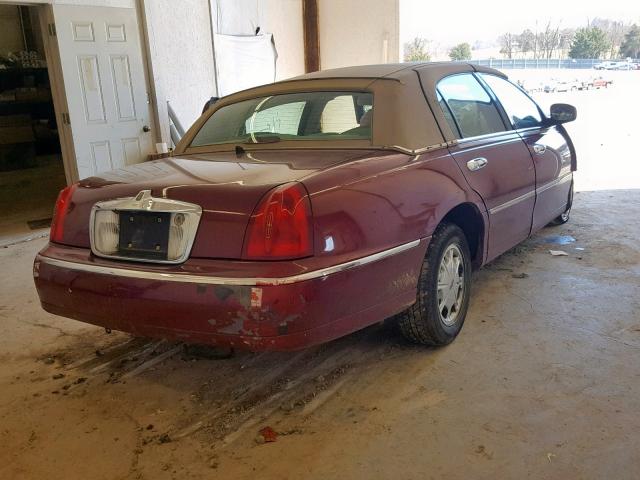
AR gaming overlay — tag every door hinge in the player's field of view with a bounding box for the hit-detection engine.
[62,113,70,125]
[47,23,57,37]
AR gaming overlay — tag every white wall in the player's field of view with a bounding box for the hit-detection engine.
[142,0,217,144]
[212,0,400,77]
[143,0,399,140]
[318,0,400,69]
[213,0,304,81]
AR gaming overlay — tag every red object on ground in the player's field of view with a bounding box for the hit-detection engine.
[259,426,278,443]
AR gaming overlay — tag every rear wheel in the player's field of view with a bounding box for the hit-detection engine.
[398,223,472,346]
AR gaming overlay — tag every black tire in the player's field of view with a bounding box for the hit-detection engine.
[398,223,472,346]
[550,181,574,225]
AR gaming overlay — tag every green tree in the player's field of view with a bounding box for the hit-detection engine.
[403,37,431,62]
[569,27,610,59]
[620,25,640,58]
[449,42,472,61]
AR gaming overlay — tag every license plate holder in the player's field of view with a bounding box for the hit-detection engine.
[118,211,171,260]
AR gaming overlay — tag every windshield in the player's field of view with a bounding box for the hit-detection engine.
[190,91,374,147]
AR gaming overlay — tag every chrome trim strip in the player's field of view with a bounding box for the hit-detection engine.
[384,141,455,155]
[488,174,572,215]
[455,130,519,145]
[489,190,535,215]
[537,173,572,194]
[37,239,422,287]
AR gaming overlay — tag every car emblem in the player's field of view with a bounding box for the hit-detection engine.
[134,190,154,210]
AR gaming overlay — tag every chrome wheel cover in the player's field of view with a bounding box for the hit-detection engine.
[437,244,465,326]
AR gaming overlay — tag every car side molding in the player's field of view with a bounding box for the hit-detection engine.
[35,239,423,287]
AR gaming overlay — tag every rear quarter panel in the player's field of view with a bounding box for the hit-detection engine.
[302,149,486,266]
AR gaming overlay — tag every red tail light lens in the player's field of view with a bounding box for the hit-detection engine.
[50,184,77,243]
[243,182,313,260]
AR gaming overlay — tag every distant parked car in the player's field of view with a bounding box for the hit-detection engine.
[578,78,593,90]
[594,61,617,70]
[517,78,543,93]
[592,76,613,88]
[558,79,580,92]
[545,79,579,93]
[543,79,558,93]
[33,63,577,351]
[613,61,633,71]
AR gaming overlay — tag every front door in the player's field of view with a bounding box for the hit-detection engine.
[477,73,574,232]
[449,133,536,260]
[521,126,573,231]
[437,73,536,261]
[53,4,154,180]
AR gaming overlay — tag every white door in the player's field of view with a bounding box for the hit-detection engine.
[53,5,154,180]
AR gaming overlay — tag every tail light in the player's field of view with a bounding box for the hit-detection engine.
[50,184,77,244]
[243,182,313,260]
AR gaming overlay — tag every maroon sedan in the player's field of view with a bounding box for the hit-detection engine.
[34,63,576,351]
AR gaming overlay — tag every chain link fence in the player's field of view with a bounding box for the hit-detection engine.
[469,58,640,69]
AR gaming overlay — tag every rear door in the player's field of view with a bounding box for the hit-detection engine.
[437,73,536,261]
[479,74,573,232]
[52,4,155,180]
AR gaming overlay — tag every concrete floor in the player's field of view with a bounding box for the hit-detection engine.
[0,155,66,245]
[1,190,639,479]
[1,72,639,479]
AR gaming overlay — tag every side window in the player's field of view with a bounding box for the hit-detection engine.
[437,74,506,138]
[480,74,542,129]
[437,91,461,138]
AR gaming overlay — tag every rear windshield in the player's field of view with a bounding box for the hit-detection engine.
[190,91,374,146]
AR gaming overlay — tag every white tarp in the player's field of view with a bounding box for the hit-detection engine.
[214,33,277,96]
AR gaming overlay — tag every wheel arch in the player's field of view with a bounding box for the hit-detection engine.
[439,202,486,269]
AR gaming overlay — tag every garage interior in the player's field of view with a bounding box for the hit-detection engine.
[0,4,65,240]
[1,1,639,479]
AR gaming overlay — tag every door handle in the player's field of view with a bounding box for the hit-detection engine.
[533,144,546,154]
[142,125,151,133]
[467,157,488,171]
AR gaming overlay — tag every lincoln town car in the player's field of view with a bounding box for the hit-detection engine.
[33,62,577,350]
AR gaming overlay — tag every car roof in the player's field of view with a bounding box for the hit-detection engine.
[177,62,507,155]
[287,62,505,84]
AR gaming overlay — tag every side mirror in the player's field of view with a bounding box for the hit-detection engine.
[549,103,577,124]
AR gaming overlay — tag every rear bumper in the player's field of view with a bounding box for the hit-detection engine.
[33,240,427,351]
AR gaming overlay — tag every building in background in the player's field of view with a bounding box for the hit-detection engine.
[0,0,399,192]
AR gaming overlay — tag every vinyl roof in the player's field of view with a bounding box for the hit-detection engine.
[286,62,503,83]
[177,62,506,156]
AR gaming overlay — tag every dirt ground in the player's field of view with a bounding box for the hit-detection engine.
[0,70,639,479]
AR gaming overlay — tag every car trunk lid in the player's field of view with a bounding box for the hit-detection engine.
[60,149,376,259]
